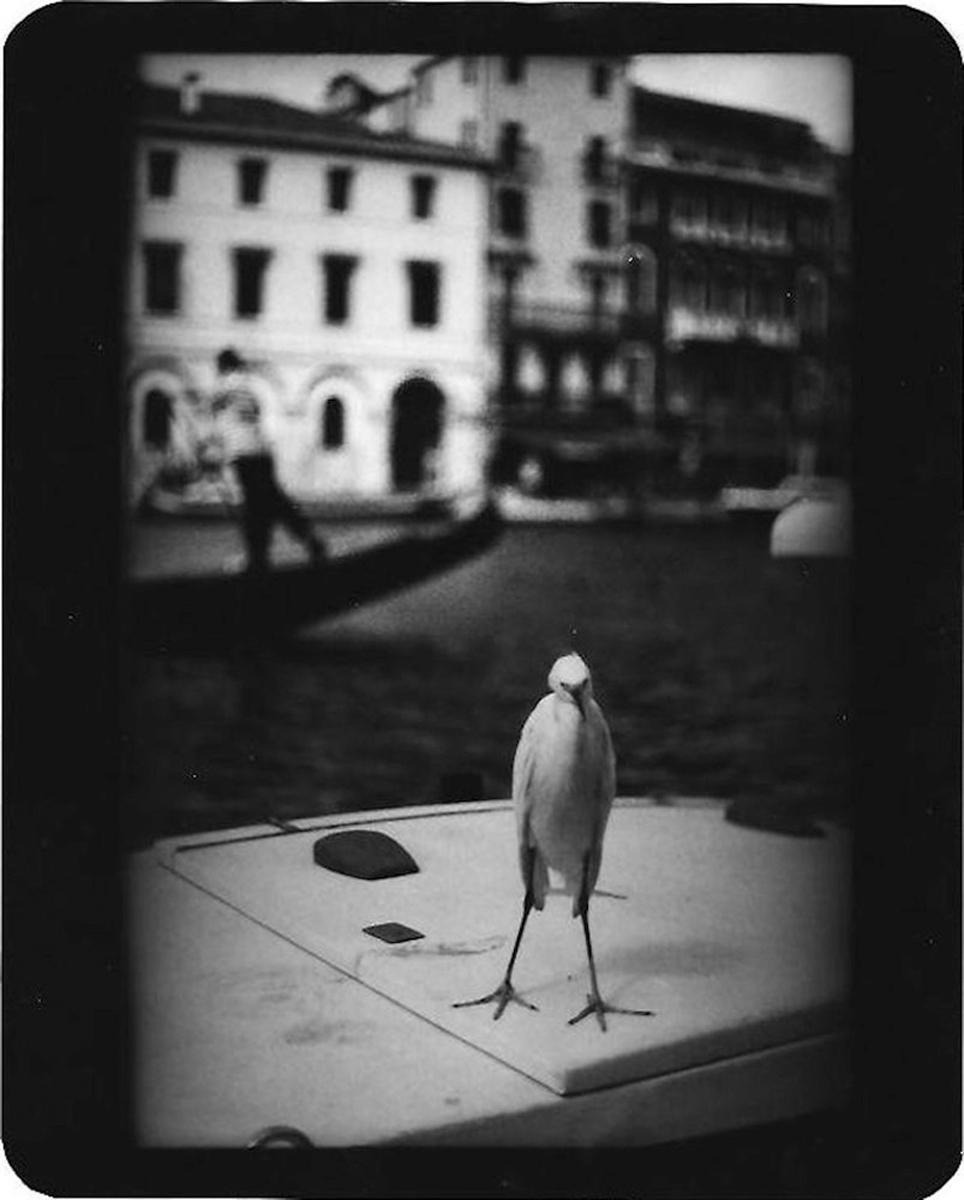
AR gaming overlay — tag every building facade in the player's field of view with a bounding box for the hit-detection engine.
[623,87,849,490]
[126,76,491,505]
[359,55,634,493]
[350,55,851,495]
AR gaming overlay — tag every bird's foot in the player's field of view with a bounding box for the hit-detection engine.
[452,979,538,1020]
[567,992,654,1033]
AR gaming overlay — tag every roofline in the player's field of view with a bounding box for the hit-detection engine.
[411,55,451,75]
[632,84,817,139]
[623,150,833,198]
[138,114,492,172]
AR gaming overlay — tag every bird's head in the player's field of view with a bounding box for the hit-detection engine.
[548,653,593,717]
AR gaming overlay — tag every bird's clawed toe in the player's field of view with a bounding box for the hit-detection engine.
[452,979,538,1020]
[567,992,654,1032]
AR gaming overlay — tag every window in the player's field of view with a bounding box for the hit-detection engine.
[320,397,346,449]
[584,136,606,183]
[147,149,177,199]
[671,255,707,310]
[327,166,354,212]
[710,266,746,316]
[407,260,441,327]
[238,157,267,206]
[588,200,612,248]
[232,247,271,318]
[497,187,527,237]
[322,254,357,324]
[673,189,707,226]
[142,240,182,314]
[143,388,173,449]
[714,191,746,234]
[503,56,526,84]
[499,121,523,170]
[591,62,611,97]
[753,198,787,241]
[411,174,436,220]
[460,119,478,148]
[462,56,478,84]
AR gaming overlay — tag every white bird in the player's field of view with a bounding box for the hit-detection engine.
[454,653,654,1031]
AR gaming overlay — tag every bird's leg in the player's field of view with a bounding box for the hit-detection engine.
[568,854,654,1032]
[453,849,539,1019]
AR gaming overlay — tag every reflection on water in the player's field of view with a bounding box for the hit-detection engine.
[121,522,850,849]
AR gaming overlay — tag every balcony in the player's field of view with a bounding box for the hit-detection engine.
[745,317,800,348]
[627,142,833,197]
[666,308,799,348]
[669,217,792,254]
[490,300,622,337]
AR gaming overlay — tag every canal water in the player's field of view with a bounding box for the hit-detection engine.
[121,519,850,849]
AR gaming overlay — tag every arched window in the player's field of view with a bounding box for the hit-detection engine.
[517,344,545,395]
[560,354,590,411]
[321,396,346,449]
[143,388,173,450]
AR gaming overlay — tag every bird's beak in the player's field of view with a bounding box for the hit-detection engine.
[565,683,587,718]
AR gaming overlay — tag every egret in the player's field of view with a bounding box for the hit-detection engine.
[454,653,654,1031]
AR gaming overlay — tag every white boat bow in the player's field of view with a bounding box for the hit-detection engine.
[129,797,850,1147]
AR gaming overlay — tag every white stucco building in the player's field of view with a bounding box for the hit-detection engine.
[360,58,630,414]
[126,74,491,505]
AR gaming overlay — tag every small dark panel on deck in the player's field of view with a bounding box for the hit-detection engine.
[313,829,420,879]
[363,922,425,944]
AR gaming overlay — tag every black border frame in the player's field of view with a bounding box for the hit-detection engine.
[4,5,961,1196]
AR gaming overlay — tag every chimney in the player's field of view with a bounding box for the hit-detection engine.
[180,72,201,115]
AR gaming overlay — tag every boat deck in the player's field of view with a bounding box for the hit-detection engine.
[129,798,850,1147]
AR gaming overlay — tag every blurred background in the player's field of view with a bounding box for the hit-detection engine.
[120,53,852,850]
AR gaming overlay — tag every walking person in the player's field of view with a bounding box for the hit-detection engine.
[209,349,326,573]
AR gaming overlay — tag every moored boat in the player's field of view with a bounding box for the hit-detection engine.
[721,474,848,521]
[770,488,853,558]
[129,796,850,1148]
[126,494,502,648]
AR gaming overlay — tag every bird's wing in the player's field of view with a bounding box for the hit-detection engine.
[577,703,617,913]
[598,708,616,812]
[512,699,550,909]
[511,703,540,805]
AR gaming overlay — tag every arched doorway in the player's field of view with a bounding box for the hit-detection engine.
[390,378,445,491]
[142,387,175,451]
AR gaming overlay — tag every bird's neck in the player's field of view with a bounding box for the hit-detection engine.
[552,693,587,727]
